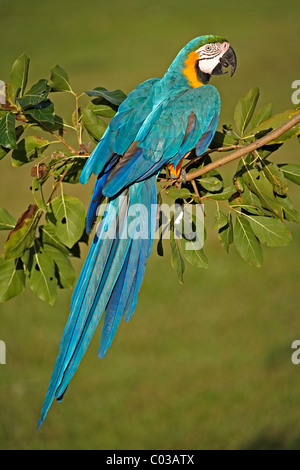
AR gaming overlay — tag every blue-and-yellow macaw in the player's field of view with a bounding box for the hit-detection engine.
[37,35,236,429]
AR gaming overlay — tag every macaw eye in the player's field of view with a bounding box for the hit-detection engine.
[205,45,212,51]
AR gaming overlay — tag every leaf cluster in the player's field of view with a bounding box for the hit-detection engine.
[0,54,126,303]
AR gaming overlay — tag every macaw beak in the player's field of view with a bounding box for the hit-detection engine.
[212,45,237,77]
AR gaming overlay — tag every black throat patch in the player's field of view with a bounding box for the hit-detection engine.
[195,61,210,85]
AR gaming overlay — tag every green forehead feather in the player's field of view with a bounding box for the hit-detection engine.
[196,35,228,47]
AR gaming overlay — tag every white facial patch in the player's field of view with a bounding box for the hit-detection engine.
[196,41,230,75]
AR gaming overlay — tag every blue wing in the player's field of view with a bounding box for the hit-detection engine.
[84,83,220,231]
[101,85,220,196]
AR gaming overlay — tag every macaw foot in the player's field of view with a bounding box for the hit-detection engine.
[167,160,186,181]
[167,161,183,179]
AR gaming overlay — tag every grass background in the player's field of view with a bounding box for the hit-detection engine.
[0,0,300,449]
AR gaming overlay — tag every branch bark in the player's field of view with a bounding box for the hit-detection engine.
[180,112,300,182]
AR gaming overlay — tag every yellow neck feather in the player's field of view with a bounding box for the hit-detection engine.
[182,51,203,88]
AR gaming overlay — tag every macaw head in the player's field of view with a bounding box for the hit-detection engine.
[195,35,237,77]
[170,35,237,88]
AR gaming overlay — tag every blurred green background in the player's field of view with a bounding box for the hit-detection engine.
[1,0,300,450]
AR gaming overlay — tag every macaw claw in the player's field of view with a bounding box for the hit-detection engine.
[180,169,187,183]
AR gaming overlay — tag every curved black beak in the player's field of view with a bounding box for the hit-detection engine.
[212,45,237,77]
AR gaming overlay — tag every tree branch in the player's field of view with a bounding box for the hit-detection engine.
[179,112,300,182]
[182,144,241,172]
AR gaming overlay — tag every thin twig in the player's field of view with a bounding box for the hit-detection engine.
[46,167,70,205]
[191,180,201,204]
[49,131,78,155]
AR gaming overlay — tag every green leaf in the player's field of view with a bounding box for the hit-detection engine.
[0,109,9,118]
[0,208,16,230]
[49,65,73,93]
[233,174,244,193]
[251,103,272,129]
[82,108,107,141]
[0,112,16,149]
[279,164,300,186]
[4,204,38,259]
[166,187,193,200]
[213,208,228,231]
[15,124,26,141]
[86,102,116,118]
[0,145,10,161]
[214,211,233,253]
[209,130,237,149]
[17,78,50,109]
[202,185,237,201]
[234,87,260,136]
[247,215,292,247]
[24,244,57,305]
[32,113,65,133]
[31,176,47,211]
[25,78,50,96]
[43,244,76,288]
[170,216,185,284]
[39,224,69,254]
[242,166,284,218]
[251,109,300,144]
[85,87,127,106]
[0,256,25,302]
[219,215,234,253]
[9,53,30,99]
[53,157,87,184]
[234,185,269,216]
[24,99,55,124]
[262,161,288,195]
[181,238,208,268]
[47,194,86,248]
[198,176,223,192]
[275,195,300,223]
[234,214,263,267]
[11,135,49,167]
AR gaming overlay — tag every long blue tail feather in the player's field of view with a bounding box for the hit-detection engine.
[54,203,132,399]
[98,177,157,357]
[98,243,137,358]
[37,177,157,430]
